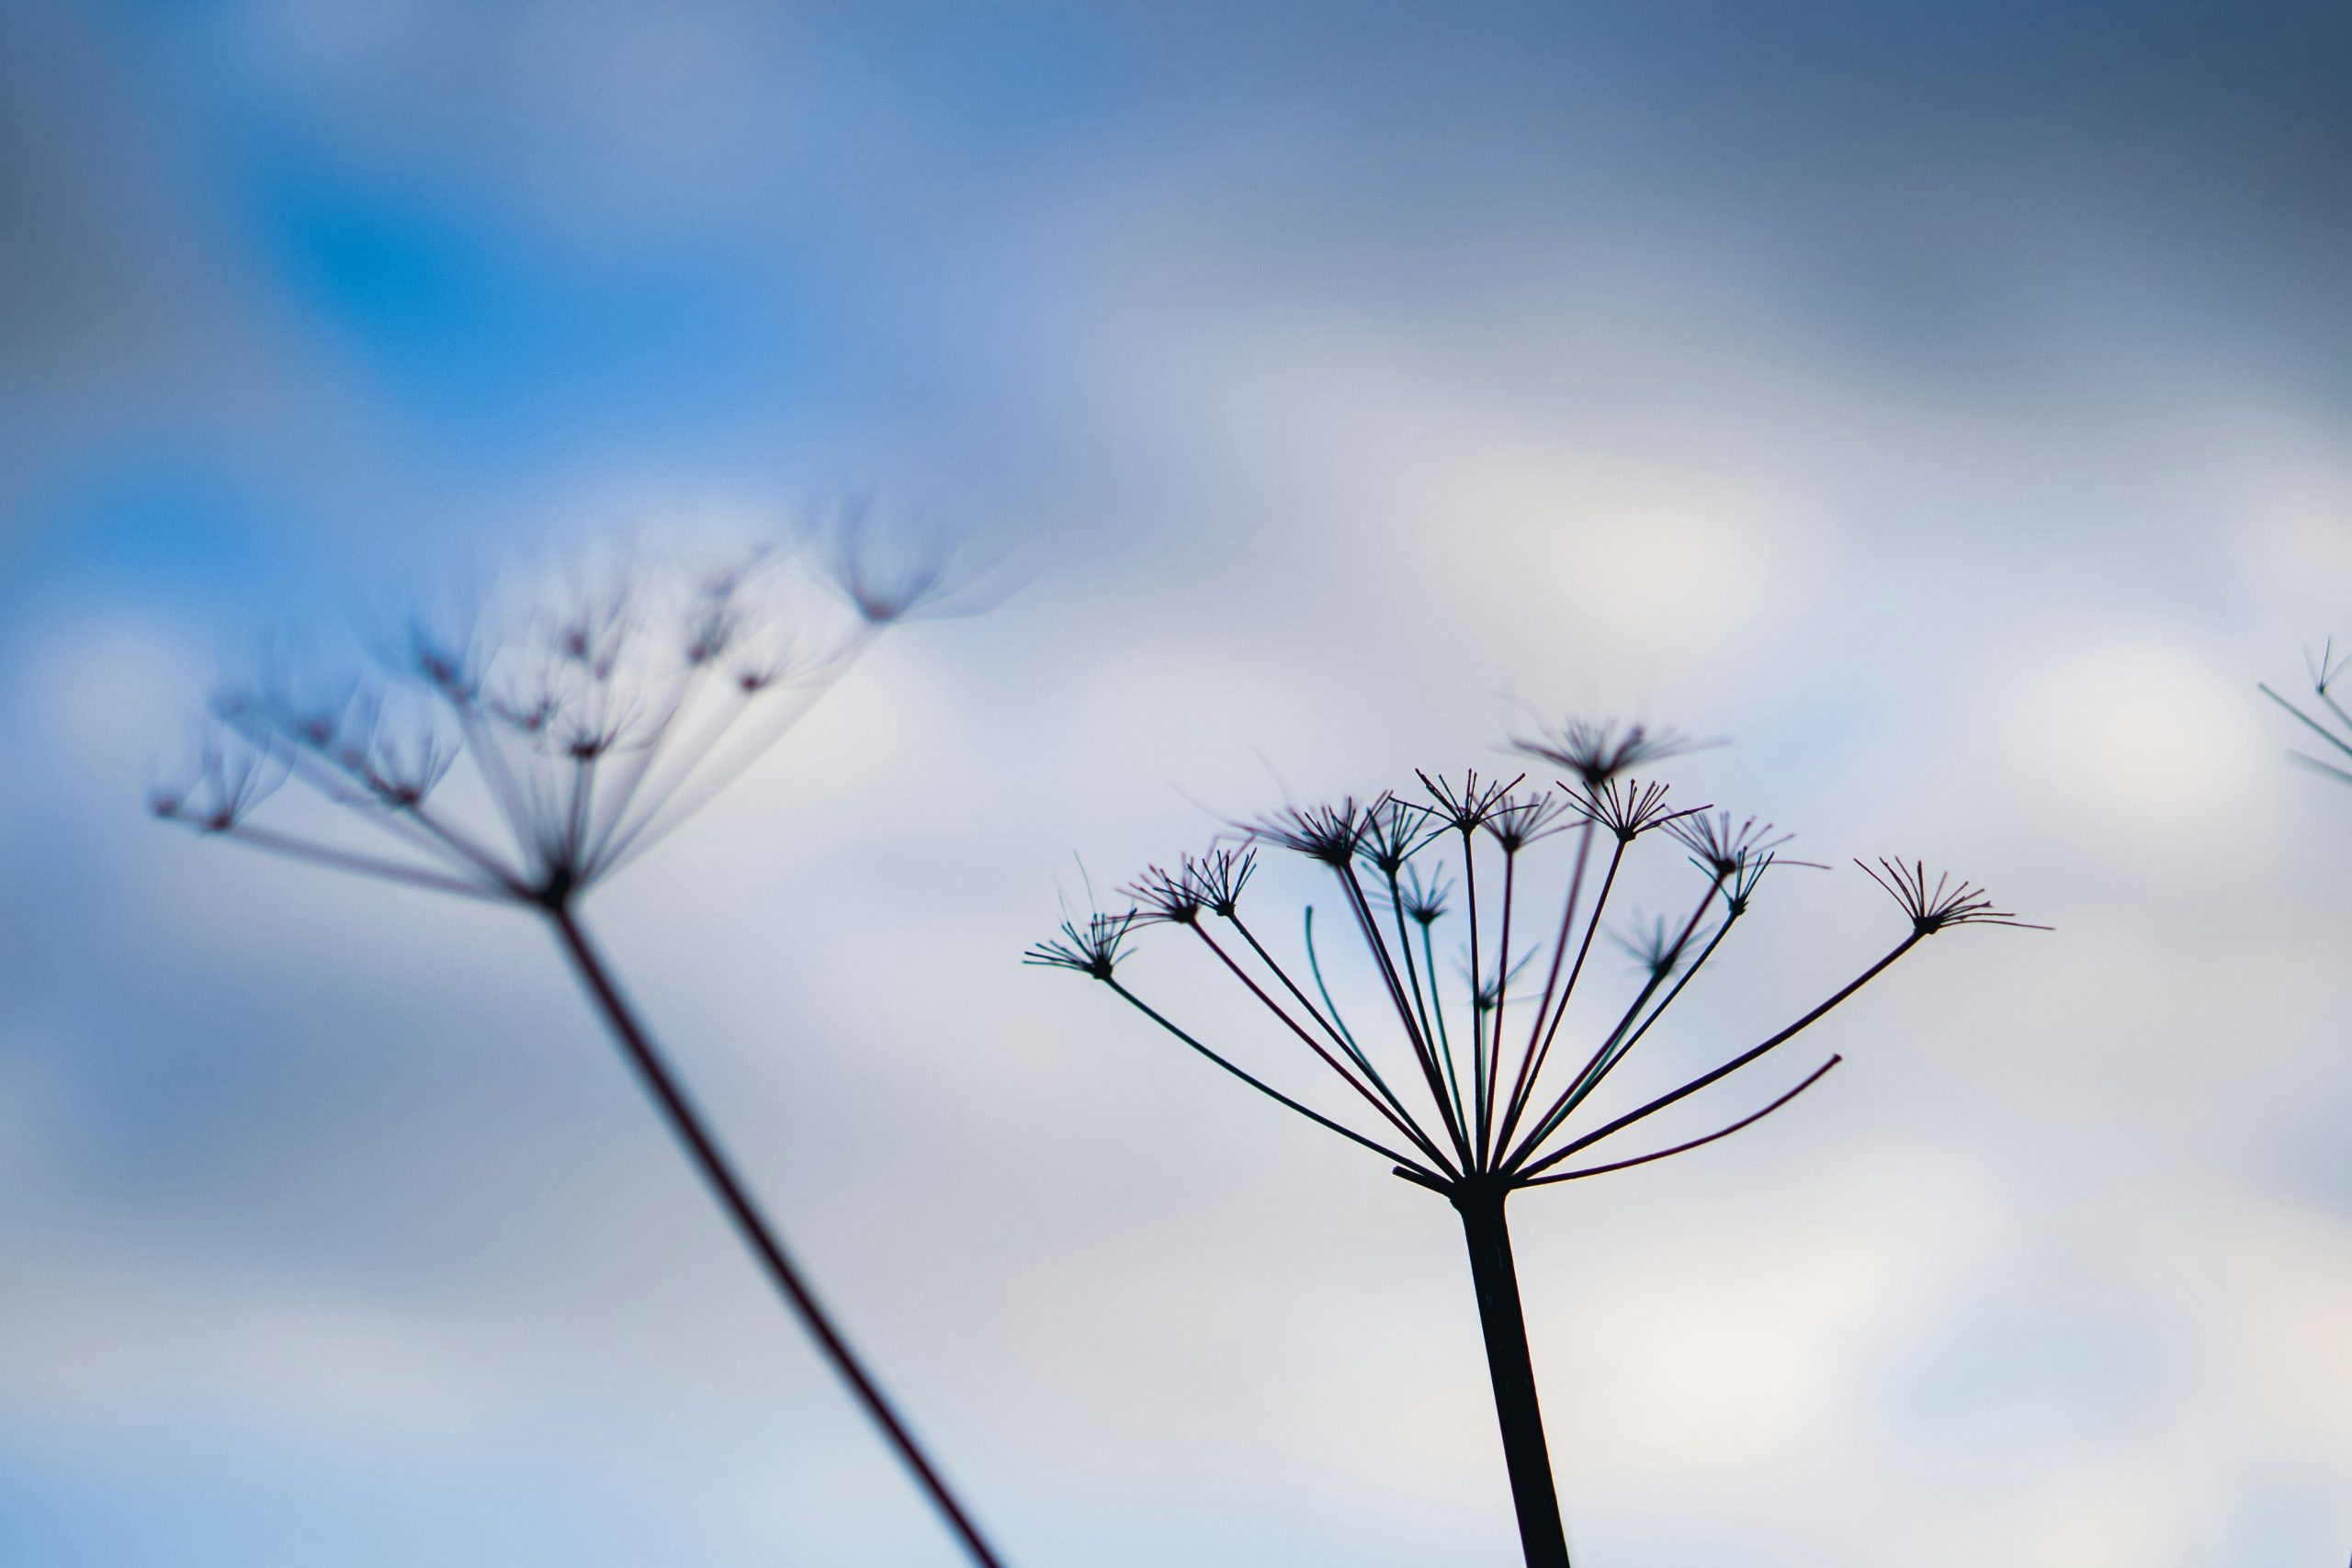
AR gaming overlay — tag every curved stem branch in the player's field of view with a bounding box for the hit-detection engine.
[1520,934,1919,1180]
[1520,1055,1840,1186]
[1104,978,1453,1180]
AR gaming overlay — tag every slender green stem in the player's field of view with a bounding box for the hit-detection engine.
[2262,682,2352,761]
[1339,863,1475,1168]
[1419,919,1465,1148]
[1230,910,1427,1143]
[1303,908,1363,1061]
[1189,925,1456,1173]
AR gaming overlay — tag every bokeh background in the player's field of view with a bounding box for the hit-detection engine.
[5,2,2351,1563]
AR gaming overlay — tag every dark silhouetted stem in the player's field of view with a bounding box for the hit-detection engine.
[548,906,1006,1568]
[1453,1182,1571,1568]
[1495,837,1626,1156]
[1521,1054,1840,1186]
[1519,932,1919,1180]
[1103,977,1448,1180]
[1229,910,1430,1145]
[1189,923,1452,1170]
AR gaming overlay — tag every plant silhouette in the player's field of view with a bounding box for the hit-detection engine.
[2262,638,2352,789]
[1031,721,2039,1568]
[153,520,1008,1567]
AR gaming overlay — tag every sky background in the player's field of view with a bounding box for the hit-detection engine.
[5,1,2352,1563]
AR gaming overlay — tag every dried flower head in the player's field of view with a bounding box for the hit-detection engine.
[153,520,1007,1568]
[1485,790,1571,852]
[818,498,985,626]
[151,732,284,832]
[1555,776,1696,842]
[1392,863,1453,927]
[1856,858,2048,935]
[1126,862,1207,927]
[1418,769,1523,833]
[1041,718,2033,1568]
[1612,908,1713,979]
[1023,908,1140,980]
[1511,718,1704,789]
[1464,943,1541,1014]
[1721,851,1777,916]
[1184,848,1256,918]
[155,517,955,909]
[1247,799,1371,866]
[1663,810,1793,881]
[1355,795,1438,875]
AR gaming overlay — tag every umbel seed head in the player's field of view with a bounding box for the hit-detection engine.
[1510,718,1704,789]
[1857,858,2048,936]
[1395,863,1452,926]
[1557,776,1695,843]
[1184,848,1256,918]
[152,513,959,909]
[1356,795,1439,876]
[1486,791,1571,852]
[1033,716,2042,1204]
[1247,799,1371,866]
[1417,769,1521,833]
[1664,811,1793,881]
[1023,909,1138,981]
[1126,863,1206,927]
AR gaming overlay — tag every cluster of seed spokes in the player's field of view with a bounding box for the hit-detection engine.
[152,538,953,908]
[1031,722,2038,1195]
[1854,858,2044,936]
[2261,637,2352,790]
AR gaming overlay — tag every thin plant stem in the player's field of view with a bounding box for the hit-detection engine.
[1419,919,1458,1130]
[1189,924,1457,1173]
[220,710,503,882]
[1493,837,1625,1155]
[1302,908,1363,1060]
[575,660,709,872]
[1339,863,1474,1168]
[1105,978,1451,1180]
[547,906,1008,1568]
[1481,845,1521,1167]
[1381,863,1459,1156]
[1520,934,1920,1180]
[1459,824,1484,1158]
[217,823,509,900]
[1229,910,1428,1141]
[605,629,883,873]
[1295,906,1459,1173]
[1511,817,1597,1110]
[1507,882,1727,1169]
[2262,682,2352,762]
[1521,1055,1841,1186]
[1552,900,1737,1118]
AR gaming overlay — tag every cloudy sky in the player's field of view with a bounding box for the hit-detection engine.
[4,1,2351,1563]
